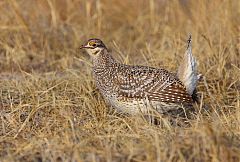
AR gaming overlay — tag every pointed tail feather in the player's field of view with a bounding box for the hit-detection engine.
[177,35,198,96]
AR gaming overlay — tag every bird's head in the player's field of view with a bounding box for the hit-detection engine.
[80,38,107,57]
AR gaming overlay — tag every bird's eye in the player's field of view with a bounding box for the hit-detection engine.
[89,41,97,47]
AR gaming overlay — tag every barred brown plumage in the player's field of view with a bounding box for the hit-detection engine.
[80,37,199,115]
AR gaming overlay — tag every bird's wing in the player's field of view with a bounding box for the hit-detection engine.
[115,65,193,103]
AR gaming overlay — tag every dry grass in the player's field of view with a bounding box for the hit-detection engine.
[0,0,239,161]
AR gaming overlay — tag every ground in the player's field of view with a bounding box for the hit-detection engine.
[0,0,240,161]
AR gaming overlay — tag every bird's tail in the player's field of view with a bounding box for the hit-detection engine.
[177,35,200,96]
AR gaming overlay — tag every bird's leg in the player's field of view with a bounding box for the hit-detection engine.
[91,88,99,97]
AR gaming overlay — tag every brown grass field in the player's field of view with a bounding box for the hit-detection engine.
[0,0,240,161]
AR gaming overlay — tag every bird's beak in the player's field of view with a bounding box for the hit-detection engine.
[79,44,85,49]
[79,43,93,49]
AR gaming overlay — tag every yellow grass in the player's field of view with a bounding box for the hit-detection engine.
[0,0,239,161]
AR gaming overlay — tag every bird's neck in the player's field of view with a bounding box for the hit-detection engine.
[93,49,117,69]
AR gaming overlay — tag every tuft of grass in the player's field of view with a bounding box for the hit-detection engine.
[0,0,239,161]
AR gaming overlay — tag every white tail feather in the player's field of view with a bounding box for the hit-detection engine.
[177,35,198,95]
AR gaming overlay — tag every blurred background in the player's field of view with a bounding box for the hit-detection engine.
[0,0,239,73]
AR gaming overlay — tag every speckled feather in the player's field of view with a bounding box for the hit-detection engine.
[82,38,198,114]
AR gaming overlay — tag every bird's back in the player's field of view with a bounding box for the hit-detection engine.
[93,63,196,114]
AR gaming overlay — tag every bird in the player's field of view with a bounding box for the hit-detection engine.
[79,36,200,116]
